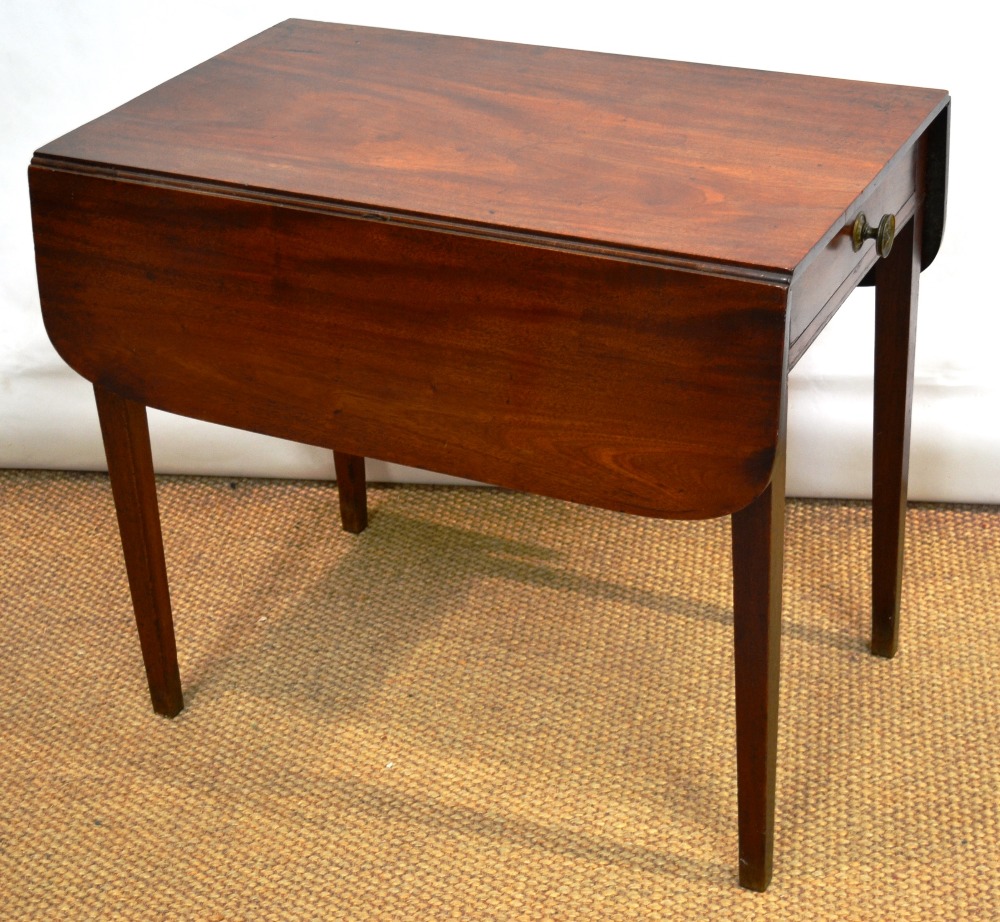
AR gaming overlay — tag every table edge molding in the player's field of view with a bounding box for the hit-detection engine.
[29,155,794,288]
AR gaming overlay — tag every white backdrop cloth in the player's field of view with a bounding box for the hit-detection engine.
[3,1,996,502]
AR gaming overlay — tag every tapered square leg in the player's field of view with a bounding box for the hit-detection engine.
[872,216,920,658]
[94,384,183,716]
[333,450,368,534]
[731,441,785,891]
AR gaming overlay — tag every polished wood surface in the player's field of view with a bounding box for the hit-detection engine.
[732,432,786,891]
[333,451,368,534]
[33,20,947,276]
[93,385,182,717]
[31,167,788,519]
[872,217,921,657]
[29,20,950,891]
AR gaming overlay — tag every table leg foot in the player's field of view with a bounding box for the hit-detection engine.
[333,450,368,534]
[94,384,183,717]
[731,443,785,891]
[872,216,919,659]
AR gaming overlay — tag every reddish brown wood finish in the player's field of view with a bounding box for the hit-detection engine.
[732,434,786,891]
[94,384,183,716]
[333,451,368,534]
[33,20,946,276]
[28,20,951,892]
[787,142,919,366]
[872,217,920,657]
[30,167,788,520]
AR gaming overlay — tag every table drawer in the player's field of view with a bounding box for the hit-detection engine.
[788,141,921,362]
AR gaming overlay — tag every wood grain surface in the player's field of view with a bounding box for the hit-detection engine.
[33,19,948,275]
[31,167,788,519]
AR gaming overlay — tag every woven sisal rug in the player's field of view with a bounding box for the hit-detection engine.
[1,470,996,919]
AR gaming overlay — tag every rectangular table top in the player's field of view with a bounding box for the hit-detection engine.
[35,19,948,277]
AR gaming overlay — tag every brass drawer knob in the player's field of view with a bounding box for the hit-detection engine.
[852,212,895,258]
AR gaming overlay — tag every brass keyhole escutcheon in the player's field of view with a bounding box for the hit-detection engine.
[852,212,895,258]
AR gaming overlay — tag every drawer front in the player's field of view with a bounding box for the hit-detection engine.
[788,141,920,362]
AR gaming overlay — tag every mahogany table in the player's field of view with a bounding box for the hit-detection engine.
[29,20,950,891]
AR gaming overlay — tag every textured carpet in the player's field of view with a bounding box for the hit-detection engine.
[1,469,997,920]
